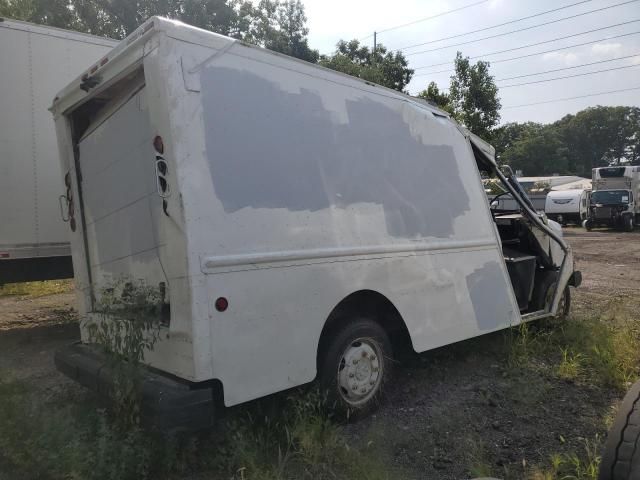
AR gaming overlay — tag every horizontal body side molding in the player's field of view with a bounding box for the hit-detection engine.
[201,238,497,271]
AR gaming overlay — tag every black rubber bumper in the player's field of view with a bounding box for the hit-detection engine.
[55,342,215,432]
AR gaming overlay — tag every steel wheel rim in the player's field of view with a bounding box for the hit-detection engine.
[337,337,383,406]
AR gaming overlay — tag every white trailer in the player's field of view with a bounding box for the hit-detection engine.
[0,18,116,283]
[52,18,580,429]
[586,166,640,231]
[545,189,590,225]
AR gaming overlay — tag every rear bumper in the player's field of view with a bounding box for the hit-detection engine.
[55,342,214,431]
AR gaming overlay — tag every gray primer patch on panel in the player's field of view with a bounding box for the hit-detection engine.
[466,261,513,330]
[200,67,470,238]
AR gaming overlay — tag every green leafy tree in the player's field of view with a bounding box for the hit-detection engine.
[557,106,640,175]
[0,0,318,62]
[448,52,501,140]
[417,81,452,113]
[500,126,569,176]
[319,39,413,92]
[247,0,318,63]
[417,52,500,140]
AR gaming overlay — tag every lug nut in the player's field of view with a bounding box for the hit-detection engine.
[349,373,354,378]
[352,359,358,365]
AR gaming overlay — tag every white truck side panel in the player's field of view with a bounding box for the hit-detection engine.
[153,35,520,403]
[0,20,115,258]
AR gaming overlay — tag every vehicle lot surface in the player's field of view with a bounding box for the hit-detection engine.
[1,228,639,479]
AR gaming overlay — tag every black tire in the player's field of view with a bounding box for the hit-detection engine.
[318,318,392,421]
[599,381,640,480]
[531,270,571,318]
[624,215,634,232]
[585,219,593,231]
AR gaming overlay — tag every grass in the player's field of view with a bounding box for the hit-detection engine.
[505,296,640,391]
[0,374,393,480]
[529,436,602,480]
[0,280,74,297]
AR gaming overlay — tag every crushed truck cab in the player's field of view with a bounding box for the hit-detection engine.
[51,17,580,427]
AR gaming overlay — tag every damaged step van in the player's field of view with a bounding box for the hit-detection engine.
[52,17,581,429]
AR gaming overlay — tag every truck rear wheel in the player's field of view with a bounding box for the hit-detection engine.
[531,271,570,318]
[318,318,392,420]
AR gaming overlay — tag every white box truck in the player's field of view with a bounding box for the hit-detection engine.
[52,18,581,429]
[0,18,116,284]
[585,166,640,231]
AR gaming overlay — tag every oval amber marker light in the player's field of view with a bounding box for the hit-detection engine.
[153,135,164,154]
[215,297,229,312]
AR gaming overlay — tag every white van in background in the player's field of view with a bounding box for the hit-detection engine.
[0,18,116,284]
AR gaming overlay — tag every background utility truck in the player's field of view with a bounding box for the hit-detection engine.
[52,17,581,429]
[0,18,116,284]
[585,166,640,231]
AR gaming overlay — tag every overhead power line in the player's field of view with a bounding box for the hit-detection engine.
[412,23,640,71]
[495,53,640,81]
[499,63,640,88]
[397,0,593,51]
[413,31,640,76]
[375,0,489,35]
[405,0,640,56]
[502,86,640,109]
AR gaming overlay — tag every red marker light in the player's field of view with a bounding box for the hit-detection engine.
[100,57,108,66]
[215,297,229,312]
[153,135,164,154]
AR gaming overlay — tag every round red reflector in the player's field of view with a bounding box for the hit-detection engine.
[215,297,229,312]
[153,135,164,154]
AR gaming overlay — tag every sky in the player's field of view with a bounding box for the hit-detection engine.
[301,0,640,125]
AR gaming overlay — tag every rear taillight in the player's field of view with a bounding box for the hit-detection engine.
[153,135,164,154]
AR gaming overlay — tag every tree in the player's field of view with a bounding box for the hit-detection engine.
[417,53,500,140]
[557,106,640,175]
[0,0,318,62]
[501,126,569,176]
[417,81,451,113]
[247,0,318,63]
[319,39,413,92]
[448,52,501,140]
[490,106,640,176]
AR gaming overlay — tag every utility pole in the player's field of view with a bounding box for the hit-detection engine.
[373,31,377,65]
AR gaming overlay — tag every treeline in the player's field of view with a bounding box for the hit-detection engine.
[0,0,498,119]
[492,106,640,177]
[0,0,415,90]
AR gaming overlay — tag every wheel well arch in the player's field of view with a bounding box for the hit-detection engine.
[317,290,414,368]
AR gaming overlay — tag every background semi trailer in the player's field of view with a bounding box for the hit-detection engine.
[0,18,116,284]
